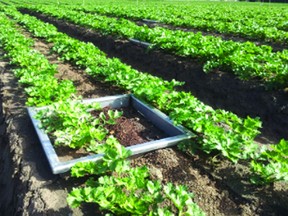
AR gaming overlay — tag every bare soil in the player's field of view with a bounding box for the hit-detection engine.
[104,106,168,147]
[0,10,287,216]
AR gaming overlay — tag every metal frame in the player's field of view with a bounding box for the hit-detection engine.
[129,38,152,48]
[27,94,194,174]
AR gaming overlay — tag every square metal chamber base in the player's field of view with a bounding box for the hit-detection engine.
[27,94,194,174]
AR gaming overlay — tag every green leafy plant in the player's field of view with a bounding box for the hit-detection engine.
[72,3,288,44]
[0,12,76,106]
[23,4,288,88]
[35,98,122,149]
[251,139,288,184]
[68,137,205,215]
[7,8,264,164]
[7,7,287,185]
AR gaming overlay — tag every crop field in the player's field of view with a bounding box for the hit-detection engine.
[0,0,287,215]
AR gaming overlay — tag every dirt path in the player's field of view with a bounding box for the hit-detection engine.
[0,14,287,216]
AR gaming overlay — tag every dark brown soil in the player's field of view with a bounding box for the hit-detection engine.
[56,106,168,161]
[104,106,168,147]
[20,9,288,144]
[132,148,288,216]
[0,10,287,216]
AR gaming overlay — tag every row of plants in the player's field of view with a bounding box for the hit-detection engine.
[67,136,205,215]
[5,7,288,184]
[0,10,206,215]
[21,5,288,89]
[72,3,288,44]
[5,6,261,163]
[0,12,75,106]
[9,0,288,43]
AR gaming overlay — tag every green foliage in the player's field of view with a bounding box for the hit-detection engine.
[0,12,75,106]
[251,139,288,184]
[68,138,205,215]
[5,6,287,185]
[164,183,205,216]
[35,98,122,149]
[25,4,288,88]
[6,7,264,164]
[25,79,75,106]
[156,91,261,162]
[72,3,288,44]
[71,136,131,177]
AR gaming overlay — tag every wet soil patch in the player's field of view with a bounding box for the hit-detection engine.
[20,9,288,143]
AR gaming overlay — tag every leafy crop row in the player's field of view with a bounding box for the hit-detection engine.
[23,5,288,89]
[35,97,122,150]
[3,5,288,185]
[0,13,75,106]
[8,0,288,43]
[0,10,206,215]
[5,7,263,164]
[73,3,288,44]
[8,7,288,185]
[68,137,205,215]
[21,7,288,184]
[251,139,288,184]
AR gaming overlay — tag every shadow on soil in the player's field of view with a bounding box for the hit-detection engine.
[194,153,288,216]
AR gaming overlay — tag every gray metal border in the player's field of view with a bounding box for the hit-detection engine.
[129,38,152,48]
[142,19,160,24]
[27,94,194,174]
